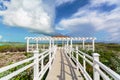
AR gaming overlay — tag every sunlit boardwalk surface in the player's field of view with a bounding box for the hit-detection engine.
[46,47,83,80]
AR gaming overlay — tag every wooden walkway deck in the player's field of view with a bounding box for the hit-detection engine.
[46,47,83,80]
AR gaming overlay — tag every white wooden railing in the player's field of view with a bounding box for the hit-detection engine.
[0,46,57,80]
[64,45,120,80]
[0,45,120,80]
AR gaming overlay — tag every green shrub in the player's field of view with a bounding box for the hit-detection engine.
[0,45,26,52]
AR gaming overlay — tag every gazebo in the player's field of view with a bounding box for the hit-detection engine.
[25,36,96,52]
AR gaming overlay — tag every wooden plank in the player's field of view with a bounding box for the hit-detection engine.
[46,47,83,80]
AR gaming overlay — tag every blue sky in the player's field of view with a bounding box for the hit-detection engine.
[0,0,120,42]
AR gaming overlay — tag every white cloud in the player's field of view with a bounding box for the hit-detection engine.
[56,0,120,41]
[56,16,95,37]
[91,0,120,6]
[55,0,75,6]
[0,0,120,41]
[0,0,55,35]
[0,35,2,40]
[0,0,77,35]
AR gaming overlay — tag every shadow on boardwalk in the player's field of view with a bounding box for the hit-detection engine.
[58,48,79,80]
[46,47,83,80]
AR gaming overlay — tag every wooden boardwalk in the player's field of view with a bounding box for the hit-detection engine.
[46,47,83,80]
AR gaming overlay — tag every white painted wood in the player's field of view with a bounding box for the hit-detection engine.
[70,50,92,80]
[46,48,83,80]
[70,38,72,48]
[41,54,44,70]
[33,50,39,80]
[38,62,50,79]
[95,68,110,80]
[52,39,54,47]
[49,47,52,70]
[82,39,85,50]
[83,55,86,70]
[0,57,34,73]
[77,52,93,66]
[0,45,57,80]
[1,37,120,80]
[27,38,30,52]
[92,39,95,52]
[78,50,93,60]
[0,63,34,80]
[93,53,100,80]
[95,60,120,80]
[76,46,79,70]
[67,39,69,47]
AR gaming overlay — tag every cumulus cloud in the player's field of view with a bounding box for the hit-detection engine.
[56,17,95,36]
[0,0,75,35]
[0,0,120,42]
[56,0,120,42]
[0,0,55,35]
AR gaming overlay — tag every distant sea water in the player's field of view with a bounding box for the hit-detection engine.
[0,44,4,46]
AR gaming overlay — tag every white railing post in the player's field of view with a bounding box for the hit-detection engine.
[41,53,44,71]
[49,39,52,70]
[69,46,71,58]
[93,53,100,80]
[92,39,95,52]
[67,41,69,53]
[70,38,72,58]
[67,45,69,54]
[76,46,79,70]
[33,50,39,80]
[65,44,67,54]
[67,39,69,48]
[65,45,67,54]
[52,39,54,47]
[82,39,85,50]
[70,47,73,58]
[83,54,86,70]
[27,38,30,52]
[68,45,70,58]
[49,47,52,70]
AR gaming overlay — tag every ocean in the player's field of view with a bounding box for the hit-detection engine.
[0,44,4,46]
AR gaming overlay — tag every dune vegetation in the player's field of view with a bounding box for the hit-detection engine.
[0,42,119,79]
[83,43,120,77]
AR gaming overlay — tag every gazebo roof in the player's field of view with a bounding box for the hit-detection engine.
[25,36,96,41]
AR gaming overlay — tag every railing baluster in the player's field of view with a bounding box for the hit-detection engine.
[49,47,52,70]
[93,53,100,80]
[68,46,71,58]
[70,45,72,58]
[41,53,44,70]
[83,55,86,70]
[33,50,39,80]
[76,46,79,70]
